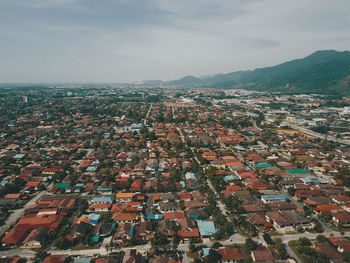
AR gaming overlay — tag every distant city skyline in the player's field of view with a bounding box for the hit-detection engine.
[0,0,350,83]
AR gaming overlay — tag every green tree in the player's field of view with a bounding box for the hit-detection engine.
[204,249,222,263]
[244,238,257,252]
[263,233,274,245]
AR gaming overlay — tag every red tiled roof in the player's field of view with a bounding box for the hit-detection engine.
[179,193,191,200]
[112,213,138,221]
[4,193,21,199]
[89,203,111,209]
[163,211,185,220]
[26,181,41,187]
[177,228,200,238]
[218,247,246,261]
[43,255,68,263]
[1,228,27,245]
[15,214,63,230]
[314,204,343,213]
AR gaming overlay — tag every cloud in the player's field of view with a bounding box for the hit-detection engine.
[0,0,350,83]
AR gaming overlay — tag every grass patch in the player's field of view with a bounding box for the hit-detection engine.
[187,251,200,260]
[71,244,101,250]
[296,155,316,162]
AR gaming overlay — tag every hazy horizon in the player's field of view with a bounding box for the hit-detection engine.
[1,0,350,83]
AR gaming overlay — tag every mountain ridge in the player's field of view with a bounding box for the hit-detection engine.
[147,50,350,94]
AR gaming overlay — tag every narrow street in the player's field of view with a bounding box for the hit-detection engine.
[143,103,153,125]
[177,127,228,217]
[0,190,48,236]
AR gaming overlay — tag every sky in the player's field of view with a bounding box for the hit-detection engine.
[0,0,350,83]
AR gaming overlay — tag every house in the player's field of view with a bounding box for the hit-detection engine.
[261,194,289,203]
[163,211,186,220]
[113,213,138,223]
[4,193,21,200]
[247,213,273,228]
[135,221,154,241]
[131,180,141,192]
[217,247,246,263]
[73,221,93,237]
[304,196,331,206]
[332,212,350,227]
[314,204,344,214]
[179,193,191,201]
[116,193,135,203]
[122,249,144,263]
[21,227,48,248]
[43,255,68,263]
[94,222,113,237]
[146,214,163,220]
[114,223,134,241]
[300,176,328,185]
[159,203,177,213]
[89,203,111,212]
[184,200,209,209]
[295,189,320,200]
[251,249,275,262]
[177,228,200,239]
[202,151,218,161]
[242,204,266,213]
[267,201,297,211]
[336,240,350,253]
[266,210,309,232]
[91,196,113,204]
[314,243,344,262]
[1,228,28,246]
[196,220,216,237]
[332,195,350,204]
[87,213,102,225]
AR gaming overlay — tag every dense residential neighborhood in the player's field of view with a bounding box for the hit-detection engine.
[1,86,350,263]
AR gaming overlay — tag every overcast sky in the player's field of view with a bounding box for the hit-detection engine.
[0,0,350,83]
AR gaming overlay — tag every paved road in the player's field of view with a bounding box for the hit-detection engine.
[285,243,302,263]
[206,179,228,216]
[143,103,153,125]
[286,123,350,145]
[177,127,228,217]
[0,248,36,258]
[2,231,350,260]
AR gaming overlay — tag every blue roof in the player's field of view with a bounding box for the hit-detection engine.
[129,225,135,237]
[202,248,211,257]
[146,214,163,220]
[261,194,289,202]
[88,213,102,222]
[224,175,239,182]
[97,186,113,191]
[300,176,328,184]
[86,166,97,172]
[196,220,216,237]
[185,172,197,180]
[0,180,9,186]
[92,196,113,203]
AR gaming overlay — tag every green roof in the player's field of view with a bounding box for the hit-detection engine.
[256,163,272,168]
[90,235,100,243]
[55,182,70,188]
[286,169,311,174]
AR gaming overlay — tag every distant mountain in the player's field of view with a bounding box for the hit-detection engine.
[166,75,203,86]
[161,50,350,94]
